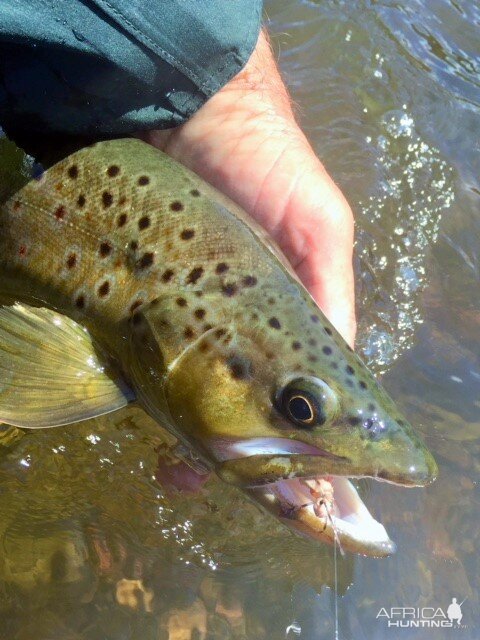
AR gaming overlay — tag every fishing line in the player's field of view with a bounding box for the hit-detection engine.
[324,501,342,640]
[333,537,339,640]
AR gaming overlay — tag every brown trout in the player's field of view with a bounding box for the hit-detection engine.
[0,139,437,557]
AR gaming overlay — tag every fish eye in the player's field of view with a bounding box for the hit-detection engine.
[278,377,338,428]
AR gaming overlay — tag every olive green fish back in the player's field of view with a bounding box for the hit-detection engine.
[0,139,288,333]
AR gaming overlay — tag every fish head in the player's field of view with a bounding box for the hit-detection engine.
[156,284,437,556]
[163,289,436,487]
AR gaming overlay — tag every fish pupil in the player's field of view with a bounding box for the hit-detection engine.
[288,395,314,423]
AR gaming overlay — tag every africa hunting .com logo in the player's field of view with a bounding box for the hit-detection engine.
[376,597,468,629]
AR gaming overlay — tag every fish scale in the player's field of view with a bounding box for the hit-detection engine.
[0,138,436,556]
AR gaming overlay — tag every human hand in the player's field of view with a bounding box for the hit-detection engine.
[140,31,356,346]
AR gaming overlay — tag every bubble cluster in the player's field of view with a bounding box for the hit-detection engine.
[355,110,455,372]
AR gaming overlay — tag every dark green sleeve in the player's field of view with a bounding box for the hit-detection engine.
[0,0,262,145]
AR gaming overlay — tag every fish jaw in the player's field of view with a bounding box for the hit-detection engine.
[213,428,438,489]
[248,476,396,558]
[213,435,436,557]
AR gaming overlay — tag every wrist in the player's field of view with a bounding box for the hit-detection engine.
[220,30,295,122]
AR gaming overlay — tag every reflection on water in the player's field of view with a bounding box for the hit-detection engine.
[0,0,479,637]
[0,409,352,639]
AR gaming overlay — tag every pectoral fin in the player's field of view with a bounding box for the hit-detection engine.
[0,303,134,428]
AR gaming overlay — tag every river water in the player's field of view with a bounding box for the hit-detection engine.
[0,1,478,638]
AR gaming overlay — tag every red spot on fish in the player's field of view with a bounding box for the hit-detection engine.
[18,244,27,257]
[55,205,66,220]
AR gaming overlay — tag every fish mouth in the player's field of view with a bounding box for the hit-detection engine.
[249,475,396,558]
[213,437,398,557]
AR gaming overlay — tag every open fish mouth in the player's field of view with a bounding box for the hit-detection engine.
[249,475,396,558]
[212,436,428,557]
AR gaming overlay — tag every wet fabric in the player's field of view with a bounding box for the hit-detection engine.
[0,0,262,143]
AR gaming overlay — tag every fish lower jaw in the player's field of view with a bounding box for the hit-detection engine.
[261,475,396,558]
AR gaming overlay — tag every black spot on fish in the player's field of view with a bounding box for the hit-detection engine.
[129,240,138,252]
[170,201,184,211]
[322,346,332,355]
[190,189,201,197]
[397,419,405,427]
[75,295,85,309]
[292,341,302,351]
[187,267,204,285]
[324,326,332,335]
[215,328,227,339]
[76,194,86,209]
[138,216,150,230]
[346,365,355,375]
[138,252,154,269]
[308,338,317,347]
[194,308,206,320]
[138,175,150,186]
[117,213,128,227]
[199,341,211,353]
[308,355,318,363]
[67,165,78,179]
[227,355,252,380]
[107,165,120,177]
[268,317,281,330]
[216,262,229,274]
[222,283,237,297]
[102,191,113,208]
[311,315,320,324]
[184,326,195,340]
[242,275,257,287]
[364,418,375,430]
[162,269,174,283]
[55,205,66,220]
[268,298,276,305]
[176,297,187,307]
[98,281,110,297]
[349,416,361,426]
[203,323,213,332]
[99,242,112,258]
[180,229,195,240]
[66,253,77,269]
[359,380,367,390]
